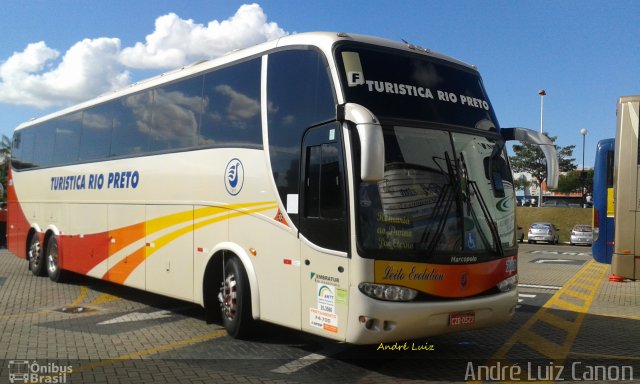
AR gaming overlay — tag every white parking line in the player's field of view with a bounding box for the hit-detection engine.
[517,293,537,309]
[271,353,328,374]
[271,343,345,374]
[518,283,561,290]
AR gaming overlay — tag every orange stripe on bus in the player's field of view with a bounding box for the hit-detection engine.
[104,247,146,284]
[102,203,277,285]
[108,222,146,255]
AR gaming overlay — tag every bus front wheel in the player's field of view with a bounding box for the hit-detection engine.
[218,256,254,338]
[46,236,66,282]
[28,234,45,276]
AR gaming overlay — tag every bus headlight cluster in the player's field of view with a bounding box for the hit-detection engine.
[358,283,418,301]
[497,275,518,292]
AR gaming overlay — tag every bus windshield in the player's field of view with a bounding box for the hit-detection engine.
[337,43,515,261]
[357,126,515,260]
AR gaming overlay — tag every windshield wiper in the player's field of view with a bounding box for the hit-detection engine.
[469,180,504,257]
[459,153,473,214]
[420,152,455,255]
[459,153,493,251]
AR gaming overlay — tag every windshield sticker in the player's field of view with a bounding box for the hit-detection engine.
[342,51,364,86]
[342,51,490,112]
[466,232,477,250]
[361,80,490,111]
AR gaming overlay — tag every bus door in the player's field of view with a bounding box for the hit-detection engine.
[299,122,350,340]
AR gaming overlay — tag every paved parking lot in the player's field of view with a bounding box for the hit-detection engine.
[1,245,639,383]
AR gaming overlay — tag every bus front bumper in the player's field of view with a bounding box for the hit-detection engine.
[345,286,517,345]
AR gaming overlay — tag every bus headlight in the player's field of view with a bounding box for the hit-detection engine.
[358,283,418,301]
[497,275,518,292]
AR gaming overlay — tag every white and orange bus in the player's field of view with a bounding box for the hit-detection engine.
[8,32,558,344]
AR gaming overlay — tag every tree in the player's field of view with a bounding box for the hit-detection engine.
[556,169,593,195]
[509,134,577,206]
[513,174,533,193]
[0,135,10,202]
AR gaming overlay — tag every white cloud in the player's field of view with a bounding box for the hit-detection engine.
[120,3,287,69]
[0,38,128,108]
[0,3,287,108]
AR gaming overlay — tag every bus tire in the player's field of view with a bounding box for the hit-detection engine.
[46,236,66,283]
[219,256,254,339]
[28,234,45,276]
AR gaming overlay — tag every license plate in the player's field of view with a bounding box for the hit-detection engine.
[449,312,475,327]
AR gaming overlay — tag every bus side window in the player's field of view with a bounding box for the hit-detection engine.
[33,122,56,168]
[110,91,153,157]
[80,102,114,161]
[267,48,336,226]
[18,130,35,169]
[52,112,82,165]
[150,75,203,152]
[201,59,262,148]
[11,132,22,169]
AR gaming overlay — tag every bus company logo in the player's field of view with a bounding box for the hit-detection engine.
[224,159,244,196]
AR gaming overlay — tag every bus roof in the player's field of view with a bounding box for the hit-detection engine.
[14,31,476,132]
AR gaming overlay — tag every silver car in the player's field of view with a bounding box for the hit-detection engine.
[527,222,559,244]
[570,224,593,246]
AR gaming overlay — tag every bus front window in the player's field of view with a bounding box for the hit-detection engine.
[357,126,515,260]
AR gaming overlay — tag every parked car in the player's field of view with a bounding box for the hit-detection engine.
[570,224,593,246]
[516,225,524,243]
[527,222,559,244]
[541,200,569,207]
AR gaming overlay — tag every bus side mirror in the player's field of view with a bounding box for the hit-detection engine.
[501,127,559,189]
[338,103,385,182]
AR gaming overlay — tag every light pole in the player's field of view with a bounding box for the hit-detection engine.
[536,89,546,206]
[538,89,546,133]
[580,128,588,207]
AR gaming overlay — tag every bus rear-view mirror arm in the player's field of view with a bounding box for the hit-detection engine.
[501,127,559,189]
[337,103,385,182]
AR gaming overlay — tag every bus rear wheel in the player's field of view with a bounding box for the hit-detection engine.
[46,236,66,282]
[28,234,45,276]
[218,256,254,338]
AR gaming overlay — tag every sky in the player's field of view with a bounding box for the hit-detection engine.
[1,0,638,168]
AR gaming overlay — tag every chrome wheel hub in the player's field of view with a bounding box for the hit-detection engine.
[218,274,238,320]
